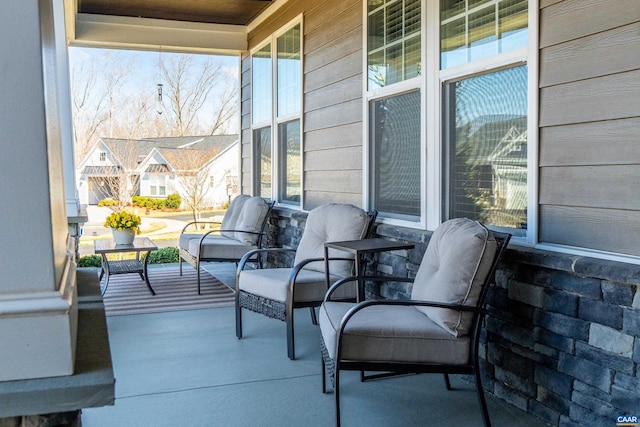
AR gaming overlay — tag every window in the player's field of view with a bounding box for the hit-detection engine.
[368,0,421,89]
[440,0,530,236]
[370,91,421,219]
[251,20,302,205]
[367,0,422,221]
[365,0,531,235]
[278,120,301,203]
[99,152,106,161]
[276,25,301,204]
[444,65,528,233]
[149,175,166,197]
[253,127,272,199]
[252,44,272,125]
[440,0,528,69]
[252,43,273,200]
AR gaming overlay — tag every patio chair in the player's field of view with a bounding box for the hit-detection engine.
[235,203,377,360]
[178,195,274,294]
[319,218,511,427]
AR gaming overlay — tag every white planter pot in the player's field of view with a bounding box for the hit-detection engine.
[111,229,135,245]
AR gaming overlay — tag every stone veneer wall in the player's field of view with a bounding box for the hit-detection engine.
[267,207,640,427]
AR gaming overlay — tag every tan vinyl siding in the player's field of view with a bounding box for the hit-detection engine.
[538,0,640,255]
[243,0,364,210]
[240,53,252,195]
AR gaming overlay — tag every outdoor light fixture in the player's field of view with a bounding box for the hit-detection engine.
[156,47,163,114]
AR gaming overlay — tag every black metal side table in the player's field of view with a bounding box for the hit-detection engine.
[94,237,158,295]
[324,238,415,301]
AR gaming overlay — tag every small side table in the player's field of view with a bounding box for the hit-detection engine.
[324,238,415,301]
[94,237,158,296]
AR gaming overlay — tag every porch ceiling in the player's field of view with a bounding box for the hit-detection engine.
[75,0,275,26]
[65,0,281,54]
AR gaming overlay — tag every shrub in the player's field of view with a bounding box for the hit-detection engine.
[78,254,102,268]
[131,195,145,207]
[98,198,118,207]
[132,195,179,210]
[165,193,181,209]
[146,247,179,264]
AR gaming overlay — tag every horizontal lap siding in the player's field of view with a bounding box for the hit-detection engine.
[243,0,364,210]
[240,54,252,195]
[538,0,640,255]
[304,0,362,209]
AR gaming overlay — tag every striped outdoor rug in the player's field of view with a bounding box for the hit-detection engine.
[102,265,235,316]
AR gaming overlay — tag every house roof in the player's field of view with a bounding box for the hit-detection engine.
[81,165,122,176]
[99,135,238,170]
[155,147,221,171]
[145,164,171,173]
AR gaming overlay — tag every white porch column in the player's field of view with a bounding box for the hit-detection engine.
[0,0,78,381]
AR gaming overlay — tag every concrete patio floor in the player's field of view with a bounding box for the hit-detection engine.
[80,264,550,427]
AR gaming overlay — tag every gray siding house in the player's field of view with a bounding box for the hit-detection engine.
[1,1,638,426]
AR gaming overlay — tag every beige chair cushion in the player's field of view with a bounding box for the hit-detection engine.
[239,268,356,303]
[319,301,470,365]
[179,233,200,251]
[221,195,250,239]
[180,196,268,256]
[294,204,369,277]
[411,218,497,337]
[188,235,256,260]
[234,196,270,244]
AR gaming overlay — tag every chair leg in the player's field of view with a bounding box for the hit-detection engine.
[235,295,243,339]
[321,353,327,393]
[310,307,318,325]
[444,373,452,390]
[287,313,296,360]
[179,258,183,276]
[335,364,341,427]
[475,369,491,427]
[196,260,201,295]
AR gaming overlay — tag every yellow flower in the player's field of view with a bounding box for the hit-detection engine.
[104,210,141,234]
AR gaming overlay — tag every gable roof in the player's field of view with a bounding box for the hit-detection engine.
[155,147,221,171]
[87,135,238,170]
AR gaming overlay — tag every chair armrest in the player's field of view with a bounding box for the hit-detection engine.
[336,299,484,344]
[237,247,297,272]
[289,257,357,290]
[180,221,221,234]
[197,229,264,242]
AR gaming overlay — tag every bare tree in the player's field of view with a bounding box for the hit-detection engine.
[168,148,217,221]
[95,139,141,207]
[70,50,133,159]
[160,54,238,136]
[206,78,238,135]
[71,57,108,160]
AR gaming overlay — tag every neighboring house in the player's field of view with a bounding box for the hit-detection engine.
[76,135,239,207]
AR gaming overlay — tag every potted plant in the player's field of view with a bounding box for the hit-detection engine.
[104,210,141,245]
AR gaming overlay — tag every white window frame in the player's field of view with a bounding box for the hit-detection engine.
[148,173,166,197]
[250,15,304,208]
[364,0,538,247]
[363,0,426,227]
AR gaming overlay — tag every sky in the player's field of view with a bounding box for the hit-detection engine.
[68,47,240,134]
